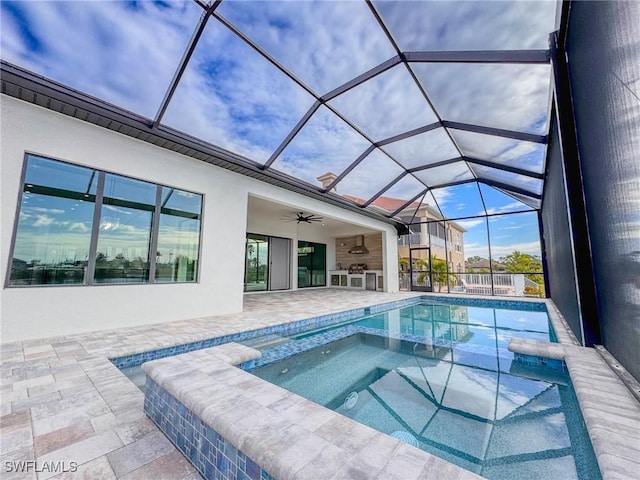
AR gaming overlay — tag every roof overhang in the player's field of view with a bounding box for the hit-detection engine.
[1,60,407,234]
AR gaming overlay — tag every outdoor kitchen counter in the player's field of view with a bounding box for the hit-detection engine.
[329,270,384,291]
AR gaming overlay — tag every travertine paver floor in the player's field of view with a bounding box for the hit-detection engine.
[1,289,639,479]
[1,290,423,479]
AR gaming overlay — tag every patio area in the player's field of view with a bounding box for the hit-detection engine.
[1,290,419,479]
[1,290,638,479]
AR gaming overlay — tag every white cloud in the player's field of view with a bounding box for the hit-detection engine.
[272,105,371,185]
[377,1,556,53]
[1,0,555,212]
[431,187,455,207]
[328,65,437,142]
[33,214,54,227]
[68,222,89,233]
[217,1,396,95]
[464,240,541,259]
[30,207,65,215]
[382,128,460,170]
[485,202,528,215]
[416,64,551,138]
[334,149,405,200]
[102,205,132,215]
[456,219,485,230]
[488,241,542,258]
[0,1,202,118]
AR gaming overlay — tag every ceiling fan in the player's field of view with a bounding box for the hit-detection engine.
[281,212,324,224]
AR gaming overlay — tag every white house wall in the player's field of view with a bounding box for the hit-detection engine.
[1,96,399,342]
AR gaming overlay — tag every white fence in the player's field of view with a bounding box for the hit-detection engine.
[400,272,541,296]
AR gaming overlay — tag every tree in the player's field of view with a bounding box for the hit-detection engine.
[415,258,430,285]
[398,256,409,278]
[431,255,456,292]
[501,251,542,275]
[416,255,456,292]
[501,250,545,297]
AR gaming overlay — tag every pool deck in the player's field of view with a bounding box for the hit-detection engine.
[2,289,639,479]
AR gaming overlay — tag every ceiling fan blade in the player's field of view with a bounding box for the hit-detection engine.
[280,212,323,223]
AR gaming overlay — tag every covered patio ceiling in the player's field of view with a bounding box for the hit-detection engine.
[247,195,381,238]
[0,0,559,227]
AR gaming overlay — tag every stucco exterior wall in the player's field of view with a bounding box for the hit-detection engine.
[1,95,399,342]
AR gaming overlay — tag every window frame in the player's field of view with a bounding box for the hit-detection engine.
[297,240,327,288]
[5,152,204,287]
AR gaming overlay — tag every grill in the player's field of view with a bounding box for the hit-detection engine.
[348,263,368,274]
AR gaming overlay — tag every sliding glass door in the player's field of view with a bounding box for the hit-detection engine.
[297,241,326,288]
[245,234,269,291]
[244,234,291,292]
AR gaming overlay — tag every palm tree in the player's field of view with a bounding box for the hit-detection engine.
[398,256,409,278]
[430,255,457,292]
[415,258,430,285]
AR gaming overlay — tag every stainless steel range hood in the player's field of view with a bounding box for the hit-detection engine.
[348,235,369,255]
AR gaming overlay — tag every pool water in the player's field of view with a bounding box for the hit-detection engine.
[249,303,601,480]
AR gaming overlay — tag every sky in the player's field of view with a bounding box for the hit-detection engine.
[12,157,202,266]
[1,0,557,247]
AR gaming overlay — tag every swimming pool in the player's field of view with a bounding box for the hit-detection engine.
[248,303,600,480]
[244,302,556,371]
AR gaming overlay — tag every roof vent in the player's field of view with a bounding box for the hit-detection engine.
[348,235,369,255]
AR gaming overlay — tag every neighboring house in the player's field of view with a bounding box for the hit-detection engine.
[465,258,507,272]
[395,203,466,274]
[317,173,466,274]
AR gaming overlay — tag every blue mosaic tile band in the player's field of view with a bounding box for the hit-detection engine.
[145,377,276,480]
[112,295,547,369]
[513,352,567,371]
[422,295,547,311]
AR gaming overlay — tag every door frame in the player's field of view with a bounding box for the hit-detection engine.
[409,247,433,292]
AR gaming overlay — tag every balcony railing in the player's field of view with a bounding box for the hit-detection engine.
[400,272,544,297]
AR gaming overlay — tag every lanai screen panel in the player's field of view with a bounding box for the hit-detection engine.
[162,17,316,164]
[336,149,406,206]
[432,184,487,219]
[327,65,439,141]
[0,1,202,118]
[413,63,551,135]
[216,0,396,95]
[374,1,556,51]
[0,0,558,224]
[381,128,460,170]
[452,131,547,174]
[479,184,534,215]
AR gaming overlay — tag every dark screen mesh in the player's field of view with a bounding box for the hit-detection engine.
[567,0,640,379]
[541,113,583,344]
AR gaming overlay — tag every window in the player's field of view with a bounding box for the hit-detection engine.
[9,156,97,285]
[94,174,156,284]
[428,222,446,240]
[7,155,203,286]
[455,232,462,252]
[155,187,202,283]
